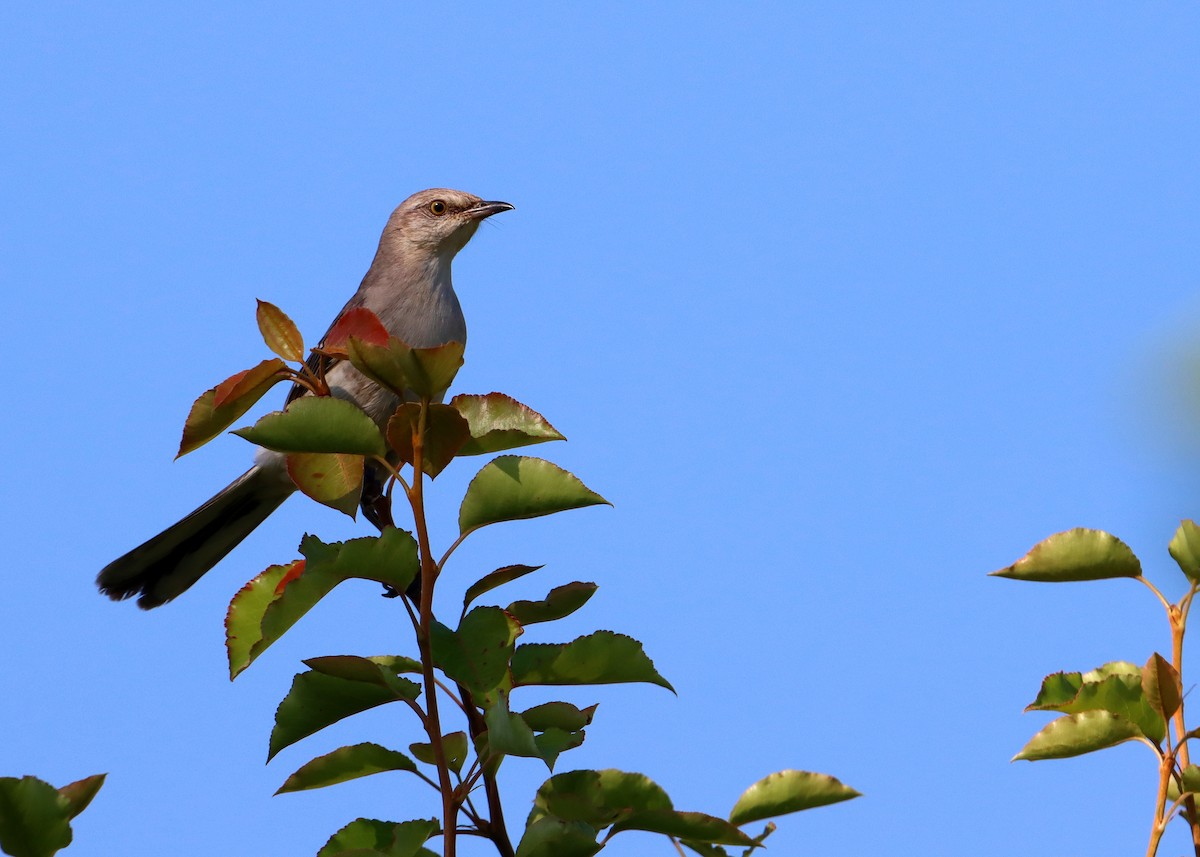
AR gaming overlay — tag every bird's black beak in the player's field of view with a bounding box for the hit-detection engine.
[465,200,515,220]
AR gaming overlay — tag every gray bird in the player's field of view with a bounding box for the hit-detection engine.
[97,188,513,608]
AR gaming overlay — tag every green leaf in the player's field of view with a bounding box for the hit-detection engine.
[520,702,597,732]
[508,582,597,626]
[346,336,413,397]
[286,452,364,517]
[728,770,860,825]
[463,564,543,614]
[269,663,420,760]
[0,776,73,857]
[512,631,674,692]
[485,691,544,763]
[1142,653,1182,721]
[1026,671,1084,710]
[177,358,289,457]
[459,456,609,535]
[304,656,423,697]
[408,733,468,775]
[1012,710,1145,761]
[1170,765,1200,802]
[514,817,601,857]
[430,607,522,697]
[55,775,105,822]
[451,393,566,455]
[233,396,386,456]
[533,769,673,826]
[991,528,1142,582]
[386,403,470,478]
[397,341,465,400]
[277,743,418,794]
[1170,520,1200,584]
[226,530,418,678]
[317,818,439,857]
[611,810,754,846]
[533,728,586,770]
[257,299,305,361]
[1025,663,1162,745]
[226,560,301,679]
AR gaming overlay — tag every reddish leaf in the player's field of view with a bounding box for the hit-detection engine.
[214,357,289,408]
[275,560,307,595]
[178,366,288,458]
[323,307,390,356]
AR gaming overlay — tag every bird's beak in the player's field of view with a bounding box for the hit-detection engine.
[465,200,515,220]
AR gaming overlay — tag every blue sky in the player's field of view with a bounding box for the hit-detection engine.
[3,3,1199,855]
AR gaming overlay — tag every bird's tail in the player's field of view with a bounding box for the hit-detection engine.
[97,465,294,609]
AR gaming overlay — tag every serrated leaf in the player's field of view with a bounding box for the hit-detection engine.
[533,728,586,770]
[407,733,468,775]
[257,300,305,361]
[269,664,420,760]
[1025,662,1162,744]
[485,692,543,764]
[226,560,303,679]
[286,452,364,517]
[177,360,289,457]
[451,393,566,455]
[233,396,386,456]
[213,357,290,408]
[386,403,470,478]
[56,774,105,822]
[521,702,597,732]
[512,631,674,692]
[430,607,522,697]
[323,307,391,355]
[0,776,73,857]
[277,743,418,794]
[398,341,465,400]
[226,531,418,678]
[459,456,609,535]
[302,656,423,701]
[533,769,672,827]
[508,582,597,626]
[1027,671,1084,710]
[611,810,754,846]
[1170,520,1200,584]
[991,528,1142,582]
[317,818,439,857]
[514,817,601,857]
[463,565,543,614]
[728,770,860,825]
[347,336,413,397]
[1143,653,1182,721]
[1012,710,1145,761]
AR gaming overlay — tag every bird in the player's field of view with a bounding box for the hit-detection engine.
[97,188,513,608]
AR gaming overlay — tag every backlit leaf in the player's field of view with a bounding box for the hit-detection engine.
[991,528,1142,582]
[459,456,609,535]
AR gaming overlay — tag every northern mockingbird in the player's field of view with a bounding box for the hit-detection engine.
[97,188,513,608]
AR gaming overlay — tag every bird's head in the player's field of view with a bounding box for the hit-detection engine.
[384,188,514,259]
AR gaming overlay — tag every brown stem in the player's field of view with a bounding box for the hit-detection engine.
[408,399,458,857]
[457,684,515,857]
[1168,602,1200,855]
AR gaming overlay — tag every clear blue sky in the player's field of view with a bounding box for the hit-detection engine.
[3,4,1199,855]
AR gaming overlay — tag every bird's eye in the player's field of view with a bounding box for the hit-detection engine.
[429,200,447,216]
